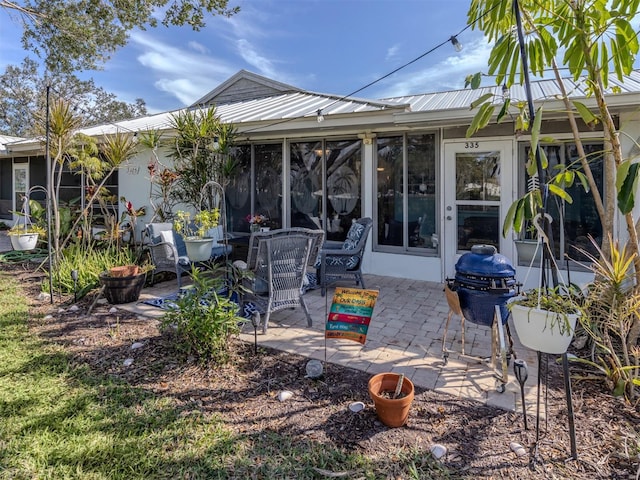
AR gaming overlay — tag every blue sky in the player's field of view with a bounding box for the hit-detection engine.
[2,0,496,113]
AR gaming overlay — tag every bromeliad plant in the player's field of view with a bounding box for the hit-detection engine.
[173,209,220,239]
[571,236,640,401]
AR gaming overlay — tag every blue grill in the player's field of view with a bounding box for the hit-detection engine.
[451,245,516,326]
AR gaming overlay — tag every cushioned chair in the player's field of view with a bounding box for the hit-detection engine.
[241,232,315,333]
[206,225,233,259]
[316,217,373,296]
[145,223,191,288]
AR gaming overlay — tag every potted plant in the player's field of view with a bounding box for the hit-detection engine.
[508,286,582,354]
[99,256,154,305]
[8,223,46,251]
[514,222,544,265]
[368,372,415,427]
[246,213,268,233]
[173,208,221,261]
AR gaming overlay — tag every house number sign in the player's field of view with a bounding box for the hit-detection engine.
[464,141,480,149]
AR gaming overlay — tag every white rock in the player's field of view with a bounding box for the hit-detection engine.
[44,315,53,320]
[305,359,323,378]
[348,401,365,413]
[58,308,65,314]
[37,292,51,301]
[69,305,80,312]
[130,342,144,350]
[510,442,527,457]
[97,298,108,304]
[430,444,447,459]
[109,307,118,314]
[277,390,293,402]
[123,358,134,367]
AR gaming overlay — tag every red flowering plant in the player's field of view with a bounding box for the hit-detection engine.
[119,197,146,245]
[147,160,179,222]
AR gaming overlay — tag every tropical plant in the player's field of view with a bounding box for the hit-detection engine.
[160,265,244,363]
[167,107,238,209]
[119,197,146,245]
[173,209,220,239]
[139,129,180,222]
[572,236,640,400]
[8,223,46,237]
[466,0,640,275]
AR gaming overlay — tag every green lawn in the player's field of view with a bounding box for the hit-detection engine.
[0,272,450,479]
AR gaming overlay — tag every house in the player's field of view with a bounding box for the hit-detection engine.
[2,69,640,288]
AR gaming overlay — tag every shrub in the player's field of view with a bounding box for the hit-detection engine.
[161,265,244,363]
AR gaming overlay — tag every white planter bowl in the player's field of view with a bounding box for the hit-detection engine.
[184,237,214,262]
[510,303,579,354]
[10,233,39,251]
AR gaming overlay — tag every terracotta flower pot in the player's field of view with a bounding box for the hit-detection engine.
[109,265,139,278]
[368,373,415,427]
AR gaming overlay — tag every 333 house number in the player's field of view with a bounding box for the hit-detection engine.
[465,141,480,148]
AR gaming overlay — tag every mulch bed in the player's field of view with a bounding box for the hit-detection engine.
[12,262,639,479]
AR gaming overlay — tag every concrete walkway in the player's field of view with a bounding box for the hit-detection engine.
[130,274,542,414]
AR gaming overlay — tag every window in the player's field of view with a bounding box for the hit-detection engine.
[289,139,362,241]
[227,144,283,232]
[376,133,437,252]
[521,142,603,262]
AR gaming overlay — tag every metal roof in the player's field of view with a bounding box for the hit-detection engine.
[0,134,24,155]
[55,91,406,138]
[382,70,640,112]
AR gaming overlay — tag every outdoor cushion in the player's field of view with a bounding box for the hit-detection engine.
[342,222,365,268]
[314,221,363,270]
[160,230,174,245]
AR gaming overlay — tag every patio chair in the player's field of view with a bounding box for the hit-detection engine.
[245,227,325,271]
[316,217,372,296]
[241,232,315,334]
[144,223,191,288]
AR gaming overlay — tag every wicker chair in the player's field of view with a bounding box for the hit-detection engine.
[242,233,315,334]
[144,223,191,288]
[245,227,325,270]
[317,217,373,296]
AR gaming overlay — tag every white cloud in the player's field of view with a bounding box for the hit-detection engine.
[131,32,236,104]
[154,78,205,105]
[376,37,493,97]
[386,44,400,61]
[188,41,209,54]
[236,39,277,78]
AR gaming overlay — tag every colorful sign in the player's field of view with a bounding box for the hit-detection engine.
[325,287,379,344]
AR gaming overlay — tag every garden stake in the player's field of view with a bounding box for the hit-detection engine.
[250,311,260,354]
[393,374,404,399]
[71,269,78,303]
[513,359,528,430]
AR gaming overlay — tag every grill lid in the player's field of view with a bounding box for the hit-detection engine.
[455,244,516,279]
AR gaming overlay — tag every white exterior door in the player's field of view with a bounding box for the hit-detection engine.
[442,140,515,278]
[12,163,28,222]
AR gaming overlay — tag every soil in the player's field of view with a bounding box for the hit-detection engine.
[12,262,640,479]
